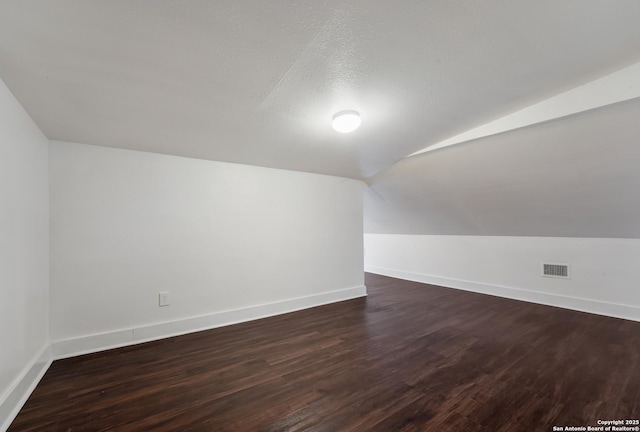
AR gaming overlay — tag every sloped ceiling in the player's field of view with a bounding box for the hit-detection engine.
[1,1,640,179]
[365,98,640,237]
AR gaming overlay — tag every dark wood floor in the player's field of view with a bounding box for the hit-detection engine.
[9,273,640,431]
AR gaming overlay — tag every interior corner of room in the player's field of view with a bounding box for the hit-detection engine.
[2,2,640,430]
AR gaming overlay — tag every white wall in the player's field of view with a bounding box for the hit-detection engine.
[50,141,364,356]
[366,98,640,237]
[364,96,640,323]
[0,78,50,429]
[365,234,640,321]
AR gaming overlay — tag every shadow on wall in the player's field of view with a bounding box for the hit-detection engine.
[364,97,640,238]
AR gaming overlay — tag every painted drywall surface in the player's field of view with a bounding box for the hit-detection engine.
[364,234,640,316]
[3,2,640,178]
[412,61,640,155]
[0,79,49,408]
[49,141,364,342]
[365,97,640,238]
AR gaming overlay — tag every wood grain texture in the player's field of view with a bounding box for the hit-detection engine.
[9,273,640,431]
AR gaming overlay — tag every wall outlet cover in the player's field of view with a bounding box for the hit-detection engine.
[159,292,170,307]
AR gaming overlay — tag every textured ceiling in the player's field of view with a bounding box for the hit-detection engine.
[1,1,640,179]
[365,97,640,237]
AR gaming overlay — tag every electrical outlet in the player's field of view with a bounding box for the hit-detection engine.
[159,291,170,307]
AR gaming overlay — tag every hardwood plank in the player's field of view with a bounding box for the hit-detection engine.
[8,273,640,431]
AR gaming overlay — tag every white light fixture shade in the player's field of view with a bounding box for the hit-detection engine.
[332,110,361,133]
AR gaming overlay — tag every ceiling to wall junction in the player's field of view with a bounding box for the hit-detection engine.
[1,0,640,179]
[364,98,640,237]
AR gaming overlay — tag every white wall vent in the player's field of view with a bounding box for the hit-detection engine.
[541,262,570,279]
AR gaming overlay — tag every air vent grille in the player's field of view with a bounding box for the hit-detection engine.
[541,263,570,279]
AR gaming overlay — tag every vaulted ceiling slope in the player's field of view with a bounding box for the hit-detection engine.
[1,1,640,179]
[364,97,640,237]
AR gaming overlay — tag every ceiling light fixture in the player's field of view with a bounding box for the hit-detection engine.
[332,110,361,133]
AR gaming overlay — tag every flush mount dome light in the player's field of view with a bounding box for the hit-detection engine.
[332,110,361,133]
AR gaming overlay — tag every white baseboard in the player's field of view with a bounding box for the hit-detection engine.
[52,285,367,360]
[2,285,366,430]
[366,265,640,322]
[0,345,52,432]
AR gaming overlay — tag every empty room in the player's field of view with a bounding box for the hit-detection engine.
[2,1,640,431]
